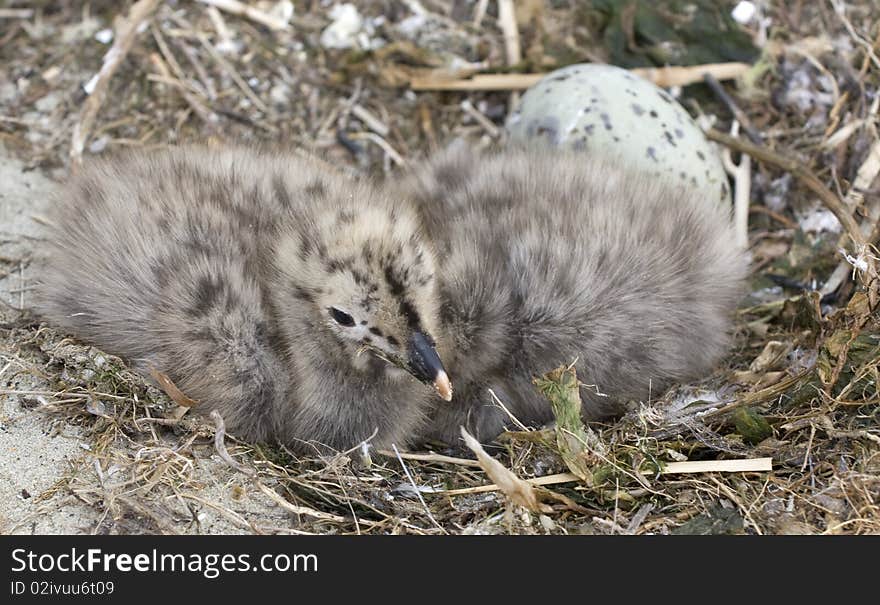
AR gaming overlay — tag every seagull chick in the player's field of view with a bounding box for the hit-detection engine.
[35,147,450,452]
[403,145,749,444]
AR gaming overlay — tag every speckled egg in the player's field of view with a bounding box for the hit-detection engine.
[506,63,731,204]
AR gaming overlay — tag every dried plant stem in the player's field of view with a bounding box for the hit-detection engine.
[391,444,447,533]
[497,0,521,67]
[705,128,874,282]
[376,449,482,467]
[148,52,222,136]
[70,0,162,167]
[411,62,750,91]
[196,0,290,31]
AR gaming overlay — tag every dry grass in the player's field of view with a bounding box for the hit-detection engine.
[0,0,878,534]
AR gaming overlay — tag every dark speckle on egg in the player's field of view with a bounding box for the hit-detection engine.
[526,115,562,146]
[632,103,645,116]
[650,110,658,118]
[697,150,706,161]
[600,113,612,131]
[647,147,658,162]
[664,131,677,147]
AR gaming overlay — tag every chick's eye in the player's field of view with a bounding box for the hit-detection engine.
[329,307,356,327]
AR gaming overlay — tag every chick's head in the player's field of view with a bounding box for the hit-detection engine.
[273,185,452,401]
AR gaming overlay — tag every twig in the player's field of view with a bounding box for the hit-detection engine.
[703,72,762,144]
[376,449,482,468]
[720,121,752,249]
[347,132,407,166]
[821,119,880,297]
[255,481,380,525]
[497,0,521,67]
[350,104,389,137]
[147,52,222,136]
[196,32,270,114]
[391,444,447,533]
[0,9,34,19]
[461,99,500,138]
[181,492,264,534]
[196,0,291,31]
[411,62,751,91]
[210,410,256,477]
[440,472,579,495]
[704,129,866,250]
[830,0,880,70]
[439,457,772,496]
[70,0,162,167]
[473,0,489,27]
[488,388,530,432]
[660,458,772,474]
[625,503,654,535]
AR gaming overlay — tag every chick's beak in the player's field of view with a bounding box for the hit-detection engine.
[407,331,453,401]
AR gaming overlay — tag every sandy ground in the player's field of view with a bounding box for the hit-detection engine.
[0,146,289,534]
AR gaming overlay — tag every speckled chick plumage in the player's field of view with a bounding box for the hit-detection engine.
[404,145,749,444]
[35,147,447,452]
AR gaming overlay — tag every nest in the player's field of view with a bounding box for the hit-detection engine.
[0,0,878,535]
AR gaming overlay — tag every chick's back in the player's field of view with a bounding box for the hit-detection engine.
[406,146,749,442]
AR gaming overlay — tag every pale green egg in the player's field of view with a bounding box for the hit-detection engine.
[506,63,731,204]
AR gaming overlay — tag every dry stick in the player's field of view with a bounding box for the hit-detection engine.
[703,73,763,144]
[440,458,772,497]
[719,121,752,249]
[350,104,389,137]
[472,0,489,27]
[70,0,162,167]
[704,129,868,251]
[461,99,501,138]
[410,62,750,91]
[255,481,380,526]
[147,52,222,136]
[181,492,265,534]
[391,444,447,533]
[710,127,880,309]
[822,131,880,297]
[0,9,33,18]
[376,449,482,468]
[348,132,406,167]
[497,0,521,67]
[196,32,270,114]
[196,0,290,31]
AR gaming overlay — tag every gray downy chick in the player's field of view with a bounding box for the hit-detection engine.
[402,145,749,444]
[34,146,451,452]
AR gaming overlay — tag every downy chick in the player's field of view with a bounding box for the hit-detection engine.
[35,146,451,452]
[403,145,749,444]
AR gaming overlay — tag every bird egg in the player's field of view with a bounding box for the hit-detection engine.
[506,63,731,204]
